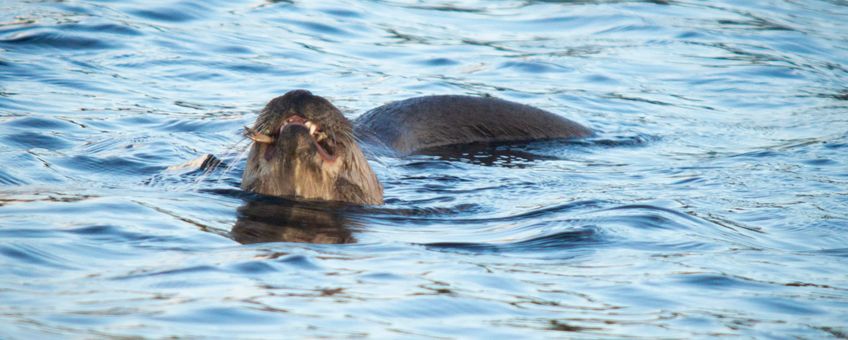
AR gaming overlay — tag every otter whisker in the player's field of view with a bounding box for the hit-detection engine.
[195,138,252,189]
[215,139,251,182]
[186,136,251,192]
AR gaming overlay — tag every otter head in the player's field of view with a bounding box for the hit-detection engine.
[241,90,383,205]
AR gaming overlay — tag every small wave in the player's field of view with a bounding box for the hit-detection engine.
[274,254,323,270]
[417,57,459,66]
[674,273,768,290]
[0,169,26,185]
[113,265,221,280]
[0,31,118,50]
[2,132,73,150]
[584,204,767,250]
[424,225,606,254]
[4,116,79,130]
[371,203,481,217]
[56,23,143,36]
[399,202,762,255]
[498,60,574,74]
[321,8,363,19]
[276,18,355,38]
[0,244,78,271]
[126,2,211,23]
[54,155,161,177]
[571,133,658,147]
[63,224,169,243]
[374,200,603,224]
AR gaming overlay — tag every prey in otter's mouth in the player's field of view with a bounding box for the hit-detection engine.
[241,90,383,205]
[244,114,337,163]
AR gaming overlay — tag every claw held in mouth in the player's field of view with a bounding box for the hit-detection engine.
[243,126,275,144]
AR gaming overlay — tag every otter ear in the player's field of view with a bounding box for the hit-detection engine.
[244,126,274,144]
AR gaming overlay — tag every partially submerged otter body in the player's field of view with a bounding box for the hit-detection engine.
[241,90,591,205]
[355,95,592,156]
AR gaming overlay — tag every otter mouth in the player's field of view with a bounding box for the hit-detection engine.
[244,115,337,163]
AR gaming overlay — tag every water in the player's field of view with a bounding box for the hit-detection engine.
[2,0,847,337]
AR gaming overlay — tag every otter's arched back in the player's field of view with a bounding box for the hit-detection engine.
[354,95,591,155]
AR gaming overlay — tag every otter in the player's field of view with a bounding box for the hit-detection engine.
[241,89,591,205]
[241,90,383,205]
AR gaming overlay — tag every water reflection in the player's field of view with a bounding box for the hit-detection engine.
[232,196,355,244]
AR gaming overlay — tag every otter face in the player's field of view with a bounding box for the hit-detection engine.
[242,90,383,205]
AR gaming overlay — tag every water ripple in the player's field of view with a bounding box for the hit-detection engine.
[0,30,118,50]
[1,0,847,337]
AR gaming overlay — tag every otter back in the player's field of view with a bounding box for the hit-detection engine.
[354,95,591,155]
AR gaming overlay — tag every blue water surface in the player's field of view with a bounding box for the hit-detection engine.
[1,0,847,338]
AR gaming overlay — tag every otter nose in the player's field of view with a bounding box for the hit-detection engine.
[285,115,308,125]
[280,115,309,135]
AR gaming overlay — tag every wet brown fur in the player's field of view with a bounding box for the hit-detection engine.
[355,95,592,155]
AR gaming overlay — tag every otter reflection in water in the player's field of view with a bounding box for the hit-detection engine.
[232,196,356,244]
[241,89,591,205]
